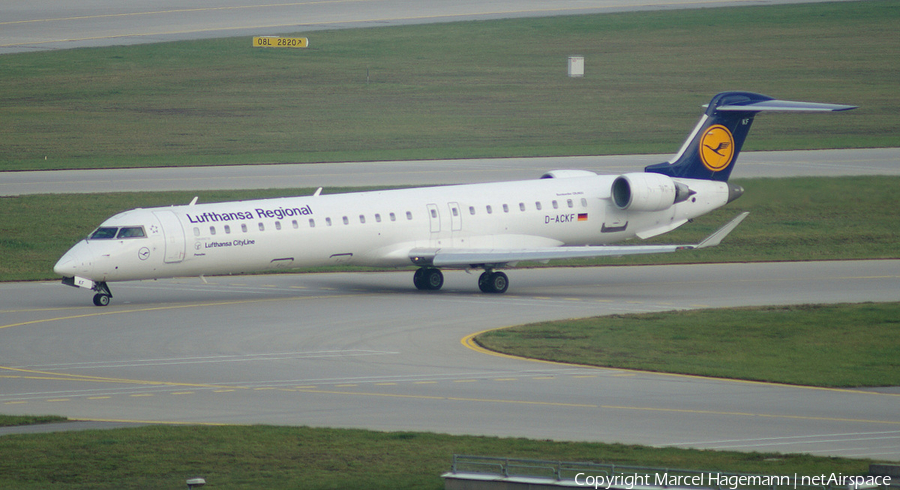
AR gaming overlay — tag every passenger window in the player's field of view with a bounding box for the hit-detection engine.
[116,227,146,238]
[535,202,542,211]
[241,224,248,233]
[519,203,525,212]
[209,226,216,235]
[326,217,332,226]
[343,216,349,225]
[567,199,574,208]
[90,227,118,239]
[375,213,382,223]
[552,200,558,209]
[581,198,588,207]
[451,208,458,217]
[275,221,282,231]
[469,206,475,215]
[224,225,231,234]
[486,205,492,214]
[193,227,200,237]
[309,219,315,228]
[430,209,437,218]
[502,204,509,213]
[359,215,366,224]
[390,213,396,222]
[259,223,265,231]
[292,220,299,229]
[406,211,413,220]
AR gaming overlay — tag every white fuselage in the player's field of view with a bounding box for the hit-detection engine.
[53,173,731,284]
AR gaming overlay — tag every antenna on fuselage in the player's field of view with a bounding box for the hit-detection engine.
[189,196,199,206]
[313,187,323,197]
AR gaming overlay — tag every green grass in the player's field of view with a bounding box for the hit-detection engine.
[2,176,897,282]
[0,424,872,489]
[0,415,67,428]
[1,0,897,171]
[475,303,900,387]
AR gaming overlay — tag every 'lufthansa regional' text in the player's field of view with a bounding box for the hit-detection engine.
[186,205,313,224]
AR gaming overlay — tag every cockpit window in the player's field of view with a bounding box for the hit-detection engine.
[89,226,146,240]
[89,227,118,239]
[117,226,146,239]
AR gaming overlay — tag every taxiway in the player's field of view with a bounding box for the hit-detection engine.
[2,262,899,459]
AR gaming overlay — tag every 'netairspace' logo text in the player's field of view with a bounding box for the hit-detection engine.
[573,472,892,490]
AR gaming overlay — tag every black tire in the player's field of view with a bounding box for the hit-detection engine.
[414,268,443,290]
[413,268,426,290]
[488,271,509,294]
[478,272,492,293]
[93,293,111,306]
[478,271,509,293]
[424,269,443,290]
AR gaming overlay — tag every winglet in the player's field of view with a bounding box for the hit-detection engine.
[695,211,749,249]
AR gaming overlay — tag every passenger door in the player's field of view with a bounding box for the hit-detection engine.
[152,210,186,263]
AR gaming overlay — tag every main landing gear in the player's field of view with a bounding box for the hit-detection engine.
[413,267,509,294]
[413,267,444,291]
[478,270,509,294]
[92,281,112,307]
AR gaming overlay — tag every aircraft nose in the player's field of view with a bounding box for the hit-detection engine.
[54,241,93,278]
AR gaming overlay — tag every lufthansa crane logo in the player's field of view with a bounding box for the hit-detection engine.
[699,124,735,172]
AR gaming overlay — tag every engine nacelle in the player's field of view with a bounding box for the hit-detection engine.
[611,172,692,211]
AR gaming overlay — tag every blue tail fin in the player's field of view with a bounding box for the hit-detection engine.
[645,91,856,182]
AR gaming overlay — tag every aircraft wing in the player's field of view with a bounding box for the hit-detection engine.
[410,212,748,268]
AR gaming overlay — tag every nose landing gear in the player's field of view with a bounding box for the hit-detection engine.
[61,277,113,306]
[92,281,112,307]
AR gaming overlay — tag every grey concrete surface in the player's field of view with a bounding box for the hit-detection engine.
[0,0,851,55]
[2,262,899,459]
[3,149,898,196]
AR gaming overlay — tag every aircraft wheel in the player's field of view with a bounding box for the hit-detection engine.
[478,272,492,293]
[478,271,509,294]
[487,271,509,294]
[414,268,443,291]
[93,293,111,307]
[424,268,443,290]
[413,268,426,290]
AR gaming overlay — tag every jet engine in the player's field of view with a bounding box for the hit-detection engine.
[611,173,693,211]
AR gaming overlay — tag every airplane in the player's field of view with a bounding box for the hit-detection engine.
[53,91,855,306]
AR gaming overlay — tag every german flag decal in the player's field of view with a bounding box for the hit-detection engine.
[578,213,588,221]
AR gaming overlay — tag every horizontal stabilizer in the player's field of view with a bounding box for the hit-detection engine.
[647,91,856,182]
[713,99,857,112]
[411,212,749,268]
